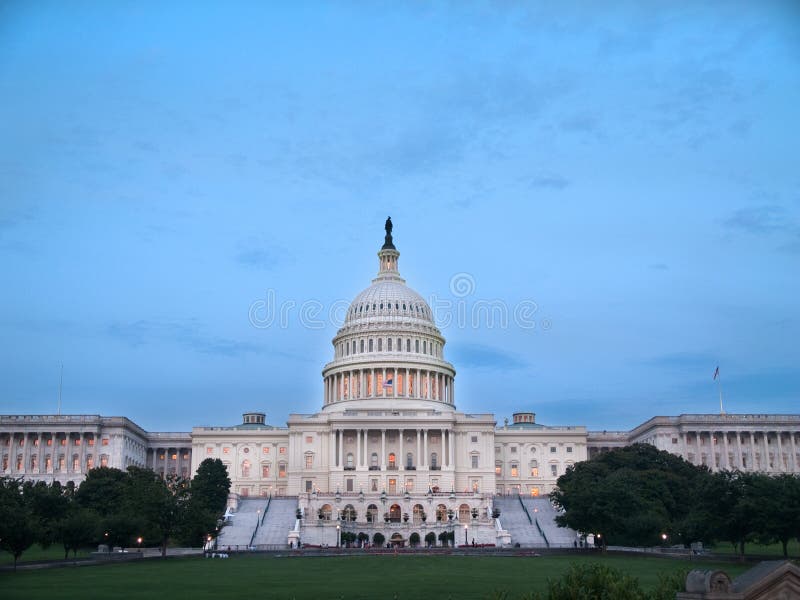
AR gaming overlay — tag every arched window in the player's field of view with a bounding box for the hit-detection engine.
[423,340,427,354]
[406,339,411,352]
[389,503,401,522]
[388,453,396,468]
[369,338,374,352]
[346,343,349,356]
[367,504,378,523]
[412,503,425,523]
[397,338,401,351]
[436,504,447,522]
[262,463,270,478]
[242,459,251,477]
[415,339,420,353]
[360,339,364,353]
[406,452,413,468]
[458,503,471,521]
[342,504,357,522]
[387,338,392,351]
[319,504,333,520]
[378,338,383,351]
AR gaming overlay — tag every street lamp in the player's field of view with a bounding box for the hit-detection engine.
[137,537,143,551]
[336,524,340,548]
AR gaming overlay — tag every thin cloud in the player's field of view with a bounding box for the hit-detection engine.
[642,352,716,371]
[448,343,527,371]
[723,205,793,235]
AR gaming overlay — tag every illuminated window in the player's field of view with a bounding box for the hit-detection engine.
[388,453,396,468]
[241,460,251,477]
[278,463,287,478]
[58,456,65,471]
[183,453,189,460]
[60,439,67,446]
[305,436,313,444]
[100,455,108,467]
[495,463,502,476]
[88,439,95,447]
[405,478,414,491]
[74,438,81,446]
[511,464,518,477]
[86,455,94,469]
[171,453,177,460]
[262,447,270,454]
[223,448,230,455]
[279,447,286,454]
[102,438,109,446]
[159,453,165,460]
[206,447,213,455]
[33,438,39,446]
[305,454,314,469]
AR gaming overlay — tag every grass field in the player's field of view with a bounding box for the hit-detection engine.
[0,553,754,600]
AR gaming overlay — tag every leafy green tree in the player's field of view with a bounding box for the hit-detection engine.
[551,444,708,546]
[409,532,420,547]
[373,532,385,546]
[424,531,436,547]
[0,477,40,569]
[749,473,800,558]
[699,470,760,557]
[190,459,231,514]
[126,467,189,557]
[23,480,69,548]
[57,506,99,559]
[75,467,128,516]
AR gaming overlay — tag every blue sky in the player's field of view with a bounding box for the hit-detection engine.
[1,1,798,432]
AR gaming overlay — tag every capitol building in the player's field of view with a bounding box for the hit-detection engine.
[2,220,799,547]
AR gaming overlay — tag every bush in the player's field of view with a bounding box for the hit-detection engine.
[547,563,646,600]
[373,532,385,546]
[409,532,420,547]
[424,532,436,547]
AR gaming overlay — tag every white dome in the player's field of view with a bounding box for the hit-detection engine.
[344,280,435,327]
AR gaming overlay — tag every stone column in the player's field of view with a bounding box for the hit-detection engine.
[399,429,404,470]
[381,430,386,469]
[449,429,455,467]
[776,432,784,472]
[416,429,421,467]
[790,433,798,472]
[694,431,701,466]
[762,432,770,472]
[356,428,362,467]
[422,429,428,467]
[722,431,730,470]
[735,431,743,471]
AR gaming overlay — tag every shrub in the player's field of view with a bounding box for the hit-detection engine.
[547,563,646,600]
[373,532,385,546]
[409,532,420,547]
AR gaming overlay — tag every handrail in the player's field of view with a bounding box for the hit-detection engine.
[249,519,259,548]
[261,495,271,526]
[534,517,550,548]
[517,495,532,525]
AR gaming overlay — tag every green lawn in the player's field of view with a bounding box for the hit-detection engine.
[0,554,753,600]
[0,545,91,566]
[707,539,800,558]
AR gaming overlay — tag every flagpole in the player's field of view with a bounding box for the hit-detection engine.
[716,367,725,415]
[58,362,63,416]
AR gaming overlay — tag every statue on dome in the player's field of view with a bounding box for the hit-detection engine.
[382,216,395,249]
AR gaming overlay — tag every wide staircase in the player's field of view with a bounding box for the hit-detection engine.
[494,496,578,547]
[493,497,546,547]
[252,497,298,547]
[216,498,268,549]
[520,497,578,547]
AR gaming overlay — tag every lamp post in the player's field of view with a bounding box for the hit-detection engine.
[336,524,340,548]
[137,537,143,552]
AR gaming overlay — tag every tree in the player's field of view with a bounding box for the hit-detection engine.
[190,459,231,514]
[424,531,436,547]
[752,474,800,558]
[23,480,69,548]
[551,444,708,546]
[409,532,420,547]
[373,532,385,546]
[698,470,761,558]
[126,467,189,557]
[75,467,129,516]
[0,477,39,570]
[57,507,99,559]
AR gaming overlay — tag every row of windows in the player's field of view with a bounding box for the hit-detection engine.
[232,460,287,478]
[3,437,110,447]
[337,336,442,358]
[342,452,442,469]
[349,300,429,318]
[2,453,110,471]
[495,460,573,477]
[208,446,287,455]
[495,445,574,454]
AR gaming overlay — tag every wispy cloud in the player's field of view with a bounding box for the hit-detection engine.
[724,205,793,235]
[642,351,716,371]
[525,173,570,190]
[448,343,527,371]
[107,319,263,357]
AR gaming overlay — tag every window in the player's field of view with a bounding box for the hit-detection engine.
[242,460,251,477]
[86,455,94,469]
[550,446,556,453]
[306,480,313,493]
[672,437,678,444]
[495,463,502,476]
[223,447,230,455]
[510,446,517,453]
[405,478,414,491]
[360,339,364,353]
[430,452,438,468]
[511,464,518,477]
[61,439,67,446]
[278,463,287,478]
[406,452,413,468]
[88,439,95,446]
[406,339,411,352]
[305,454,314,469]
[346,478,354,492]
[415,339,420,352]
[346,453,354,468]
[371,452,378,467]
[183,452,189,460]
[550,464,558,476]
[262,447,270,454]
[388,453,396,468]
[471,454,479,469]
[47,438,53,446]
[531,467,539,477]
[279,447,286,454]
[471,435,478,443]
[378,338,383,351]
[100,455,108,468]
[566,447,573,453]
[74,438,81,446]
[171,453,177,460]
[305,436,313,444]
[159,453,165,460]
[33,438,39,446]
[369,339,374,352]
[388,338,392,351]
[262,464,270,477]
